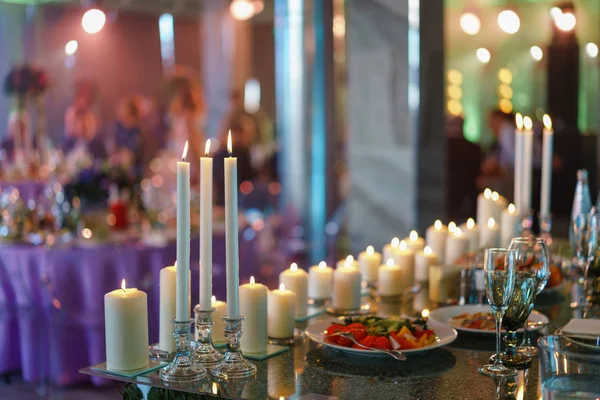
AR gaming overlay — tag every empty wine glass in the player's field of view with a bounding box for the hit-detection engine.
[479,248,517,377]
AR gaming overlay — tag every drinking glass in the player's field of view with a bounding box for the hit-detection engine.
[479,248,517,377]
[572,212,597,282]
[508,237,550,357]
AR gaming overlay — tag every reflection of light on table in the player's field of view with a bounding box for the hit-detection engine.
[268,353,295,399]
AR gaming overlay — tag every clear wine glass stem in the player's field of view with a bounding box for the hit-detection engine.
[520,321,530,347]
[494,309,504,367]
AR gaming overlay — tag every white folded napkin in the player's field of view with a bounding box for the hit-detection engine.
[562,318,600,337]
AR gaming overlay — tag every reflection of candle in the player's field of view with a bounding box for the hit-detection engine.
[414,246,438,282]
[224,131,239,318]
[267,342,296,399]
[378,259,407,296]
[105,279,149,371]
[199,139,213,310]
[240,276,268,354]
[445,228,469,264]
[279,263,308,317]
[426,220,448,264]
[501,203,521,247]
[332,266,362,310]
[514,113,524,213]
[212,296,227,344]
[176,141,190,321]
[308,261,333,300]
[460,218,479,252]
[480,217,500,247]
[540,115,553,217]
[358,245,382,284]
[268,283,296,339]
[404,230,425,252]
[383,237,400,262]
[522,116,534,213]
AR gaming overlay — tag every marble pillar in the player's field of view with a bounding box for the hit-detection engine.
[347,0,445,252]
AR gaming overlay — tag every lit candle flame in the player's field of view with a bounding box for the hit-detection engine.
[434,220,443,230]
[250,276,255,285]
[121,278,126,292]
[181,140,188,161]
[212,382,218,395]
[227,130,233,156]
[515,113,523,130]
[318,261,327,269]
[491,191,500,201]
[409,230,418,241]
[523,116,533,130]
[488,217,496,228]
[366,245,374,255]
[204,139,211,156]
[484,188,492,199]
[400,240,407,251]
[211,295,216,305]
[424,246,432,255]
[279,283,286,291]
[508,203,516,214]
[386,258,395,267]
[543,114,552,130]
[391,237,400,247]
[345,255,354,266]
[448,221,456,232]
[467,218,475,229]
[290,262,298,271]
[454,227,463,237]
[421,308,430,318]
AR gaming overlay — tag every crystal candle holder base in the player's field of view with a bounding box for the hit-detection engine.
[191,306,224,368]
[159,319,206,383]
[210,316,257,380]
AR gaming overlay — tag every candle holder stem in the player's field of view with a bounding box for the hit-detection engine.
[159,319,206,383]
[210,316,256,379]
[191,306,223,368]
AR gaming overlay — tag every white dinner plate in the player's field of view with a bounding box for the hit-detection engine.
[305,319,457,358]
[428,304,549,335]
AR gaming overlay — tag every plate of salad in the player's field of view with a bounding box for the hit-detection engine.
[305,315,457,357]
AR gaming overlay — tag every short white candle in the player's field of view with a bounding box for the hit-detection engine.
[104,279,149,371]
[382,237,401,263]
[336,255,358,269]
[477,188,494,228]
[332,265,362,310]
[267,283,296,339]
[429,265,463,303]
[159,263,191,352]
[378,258,408,296]
[176,142,190,321]
[426,220,448,264]
[308,261,333,300]
[480,217,500,248]
[500,203,521,247]
[460,218,480,252]
[358,245,382,284]
[540,114,553,217]
[279,263,309,317]
[445,228,469,265]
[211,296,227,344]
[394,240,415,285]
[404,230,425,252]
[239,276,268,354]
[414,246,438,283]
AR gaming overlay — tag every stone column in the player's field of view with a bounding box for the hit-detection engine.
[347,0,445,252]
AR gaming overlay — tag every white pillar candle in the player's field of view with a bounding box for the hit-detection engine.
[308,261,333,300]
[514,113,524,213]
[480,217,500,248]
[199,139,213,311]
[239,276,268,354]
[159,264,191,352]
[414,246,438,283]
[476,188,494,227]
[460,218,479,252]
[404,230,425,252]
[211,296,227,344]
[224,131,239,318]
[336,255,358,269]
[395,240,415,285]
[541,114,553,217]
[378,259,408,296]
[522,116,534,213]
[104,279,149,371]
[358,245,382,284]
[279,263,308,317]
[501,203,521,248]
[445,228,469,265]
[426,220,448,264]
[382,237,401,262]
[429,265,462,303]
[332,266,362,310]
[176,141,190,321]
[267,283,296,339]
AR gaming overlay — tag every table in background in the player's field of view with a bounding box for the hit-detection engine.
[0,230,262,385]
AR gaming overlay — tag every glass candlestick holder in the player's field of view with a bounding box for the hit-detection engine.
[159,319,206,383]
[210,316,257,379]
[191,306,223,368]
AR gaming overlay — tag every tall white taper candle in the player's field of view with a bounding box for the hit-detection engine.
[200,139,213,310]
[225,131,239,318]
[176,141,190,321]
[541,115,553,217]
[522,116,533,214]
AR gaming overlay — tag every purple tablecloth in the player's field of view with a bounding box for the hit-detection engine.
[0,232,261,385]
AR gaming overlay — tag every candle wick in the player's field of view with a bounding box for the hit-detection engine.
[122,288,126,294]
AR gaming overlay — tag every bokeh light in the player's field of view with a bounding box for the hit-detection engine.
[476,48,491,64]
[460,13,481,35]
[530,46,543,61]
[586,43,598,58]
[497,10,520,34]
[82,9,106,34]
[65,40,78,55]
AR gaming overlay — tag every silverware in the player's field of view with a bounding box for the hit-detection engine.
[325,332,407,361]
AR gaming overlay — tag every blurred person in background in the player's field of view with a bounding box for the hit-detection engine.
[113,96,144,178]
[481,108,515,177]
